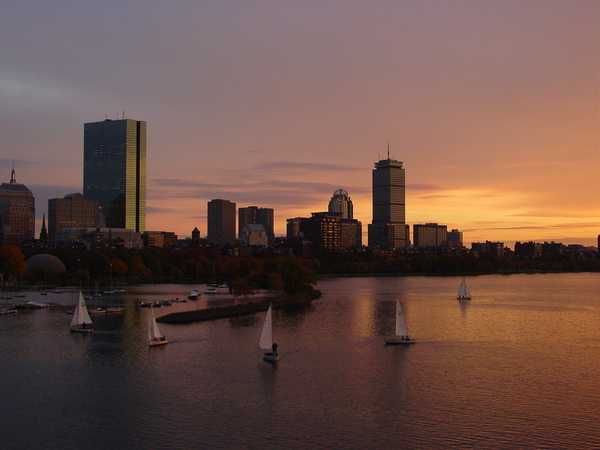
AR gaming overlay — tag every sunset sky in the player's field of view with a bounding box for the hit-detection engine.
[1,1,598,246]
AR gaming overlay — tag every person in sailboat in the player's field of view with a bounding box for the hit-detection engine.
[82,321,86,329]
[272,342,278,357]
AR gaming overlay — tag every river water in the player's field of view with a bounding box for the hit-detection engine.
[0,273,598,449]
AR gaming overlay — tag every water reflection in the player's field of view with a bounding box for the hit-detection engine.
[0,274,598,449]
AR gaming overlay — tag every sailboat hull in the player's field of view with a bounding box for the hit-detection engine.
[70,326,93,333]
[149,339,169,347]
[263,352,279,362]
[384,338,415,345]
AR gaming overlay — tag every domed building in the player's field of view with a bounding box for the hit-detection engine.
[25,254,67,276]
[328,189,353,219]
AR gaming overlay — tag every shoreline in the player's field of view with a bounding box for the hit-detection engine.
[157,289,321,324]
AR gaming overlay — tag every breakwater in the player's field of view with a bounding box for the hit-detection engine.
[157,289,321,324]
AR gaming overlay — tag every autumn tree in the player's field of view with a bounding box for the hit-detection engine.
[0,245,27,286]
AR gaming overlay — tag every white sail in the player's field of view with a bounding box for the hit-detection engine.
[148,307,164,341]
[457,277,471,299]
[394,300,408,337]
[259,303,273,350]
[70,291,92,328]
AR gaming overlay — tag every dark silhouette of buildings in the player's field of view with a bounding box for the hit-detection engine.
[207,199,236,245]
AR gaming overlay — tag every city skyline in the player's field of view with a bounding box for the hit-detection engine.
[1,1,598,246]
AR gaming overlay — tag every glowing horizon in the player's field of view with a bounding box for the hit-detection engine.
[1,1,597,248]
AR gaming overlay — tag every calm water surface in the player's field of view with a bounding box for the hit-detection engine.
[0,273,598,449]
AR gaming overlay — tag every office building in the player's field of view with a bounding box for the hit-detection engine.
[238,206,274,244]
[143,231,178,248]
[472,241,505,259]
[48,193,102,242]
[0,167,35,245]
[83,118,146,232]
[207,199,236,245]
[446,229,464,248]
[413,223,448,248]
[328,189,353,219]
[368,156,408,249]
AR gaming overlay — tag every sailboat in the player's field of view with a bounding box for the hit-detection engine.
[259,303,279,362]
[70,291,93,333]
[148,306,168,347]
[457,277,472,300]
[384,300,415,345]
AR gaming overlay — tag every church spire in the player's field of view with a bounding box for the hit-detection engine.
[10,163,16,184]
[40,213,48,243]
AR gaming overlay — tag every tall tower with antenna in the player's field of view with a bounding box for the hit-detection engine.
[368,144,408,249]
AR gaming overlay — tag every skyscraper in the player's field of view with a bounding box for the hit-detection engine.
[0,167,35,245]
[207,199,236,245]
[368,156,408,249]
[328,189,353,219]
[83,118,146,233]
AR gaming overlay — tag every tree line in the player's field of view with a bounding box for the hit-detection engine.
[0,245,597,295]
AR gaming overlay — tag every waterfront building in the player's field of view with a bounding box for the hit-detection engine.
[413,223,448,248]
[241,224,268,246]
[286,217,303,240]
[54,227,143,249]
[83,118,146,233]
[0,167,35,245]
[48,193,102,242]
[514,241,543,258]
[191,227,201,246]
[207,199,236,245]
[340,218,362,248]
[238,206,274,244]
[368,155,408,249]
[446,229,464,248]
[328,189,353,219]
[471,241,505,259]
[143,231,178,248]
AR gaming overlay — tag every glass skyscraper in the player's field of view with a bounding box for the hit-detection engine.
[83,119,146,233]
[368,157,408,249]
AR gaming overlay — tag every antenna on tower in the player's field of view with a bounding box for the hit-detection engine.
[387,139,390,159]
[122,111,125,119]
